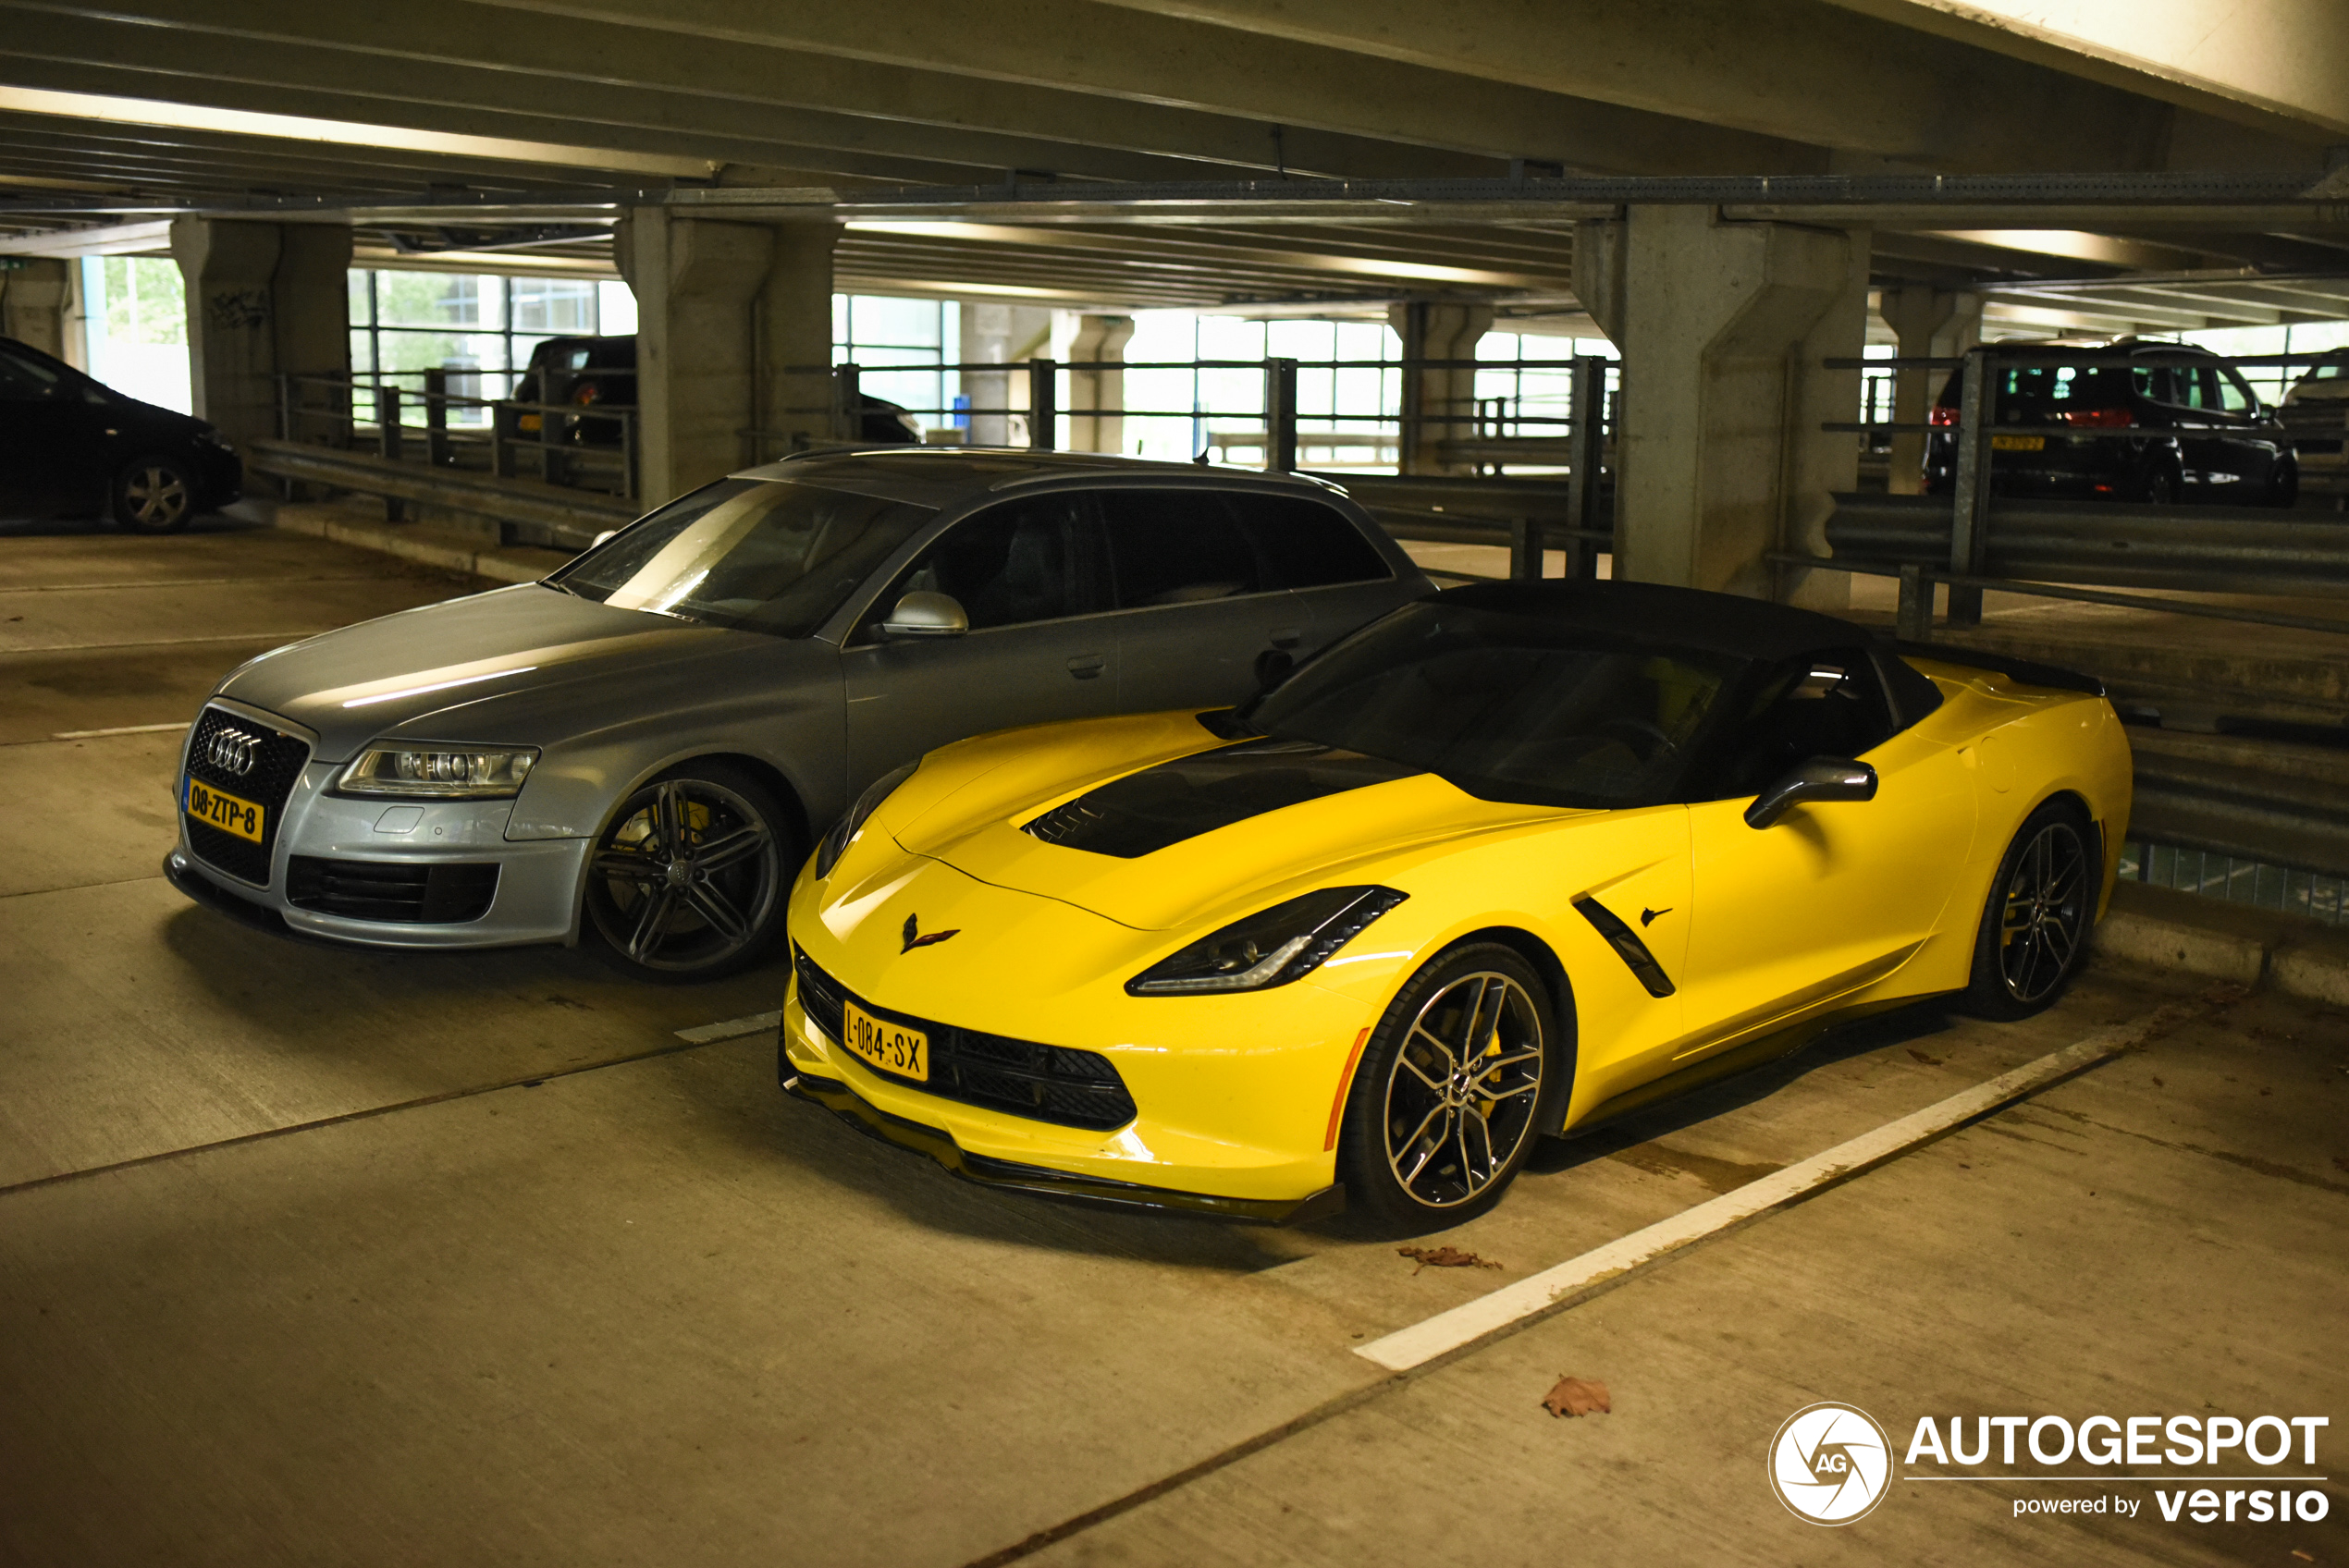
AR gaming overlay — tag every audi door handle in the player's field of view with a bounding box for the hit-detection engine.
[1268,627,1303,649]
[1066,655,1107,680]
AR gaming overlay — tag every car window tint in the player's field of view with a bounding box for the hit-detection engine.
[878,494,1101,633]
[1224,493,1392,588]
[2216,369,2257,413]
[2179,366,2218,410]
[0,346,66,400]
[552,477,938,639]
[1704,649,1896,800]
[1098,489,1264,607]
[2131,365,2172,401]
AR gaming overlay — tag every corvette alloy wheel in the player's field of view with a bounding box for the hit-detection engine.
[1380,969,1546,1211]
[1996,818,2088,1005]
[585,772,784,978]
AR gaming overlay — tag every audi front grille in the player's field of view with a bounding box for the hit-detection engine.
[183,705,311,887]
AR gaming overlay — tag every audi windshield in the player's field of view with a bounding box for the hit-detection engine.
[550,478,938,638]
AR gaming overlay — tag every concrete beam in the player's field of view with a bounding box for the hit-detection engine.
[0,0,1505,182]
[1095,0,2323,171]
[0,253,73,359]
[1878,284,1979,496]
[458,0,1819,175]
[1824,0,2349,141]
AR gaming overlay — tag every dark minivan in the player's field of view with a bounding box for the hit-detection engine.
[506,335,924,447]
[0,335,241,530]
[1925,338,2295,507]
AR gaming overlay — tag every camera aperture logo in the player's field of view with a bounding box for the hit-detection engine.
[1770,1403,1894,1524]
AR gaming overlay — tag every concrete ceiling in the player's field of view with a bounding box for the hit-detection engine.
[0,0,2344,325]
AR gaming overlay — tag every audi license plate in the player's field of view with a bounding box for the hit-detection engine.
[184,776,264,844]
[1989,434,2045,451]
[842,1000,928,1082]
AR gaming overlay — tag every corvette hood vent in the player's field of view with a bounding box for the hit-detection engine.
[1020,738,1420,859]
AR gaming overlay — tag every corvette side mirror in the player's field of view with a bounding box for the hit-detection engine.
[881,591,968,639]
[1744,757,1877,829]
[1253,647,1295,693]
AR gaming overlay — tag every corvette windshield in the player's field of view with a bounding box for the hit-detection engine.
[551,478,936,637]
[1248,602,1745,808]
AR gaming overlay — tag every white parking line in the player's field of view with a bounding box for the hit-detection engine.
[1354,1015,2164,1373]
[674,1010,783,1045]
[52,722,191,740]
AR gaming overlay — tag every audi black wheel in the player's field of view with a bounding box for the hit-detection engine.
[1336,941,1558,1233]
[1962,801,2094,1020]
[113,455,196,533]
[584,762,793,982]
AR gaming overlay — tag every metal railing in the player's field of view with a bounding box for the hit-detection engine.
[275,369,639,516]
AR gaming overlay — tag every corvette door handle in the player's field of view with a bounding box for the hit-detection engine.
[1269,627,1303,648]
[1066,655,1106,680]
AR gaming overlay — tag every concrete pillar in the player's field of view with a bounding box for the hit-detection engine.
[169,218,352,449]
[757,222,841,461]
[1604,206,1869,607]
[0,258,75,362]
[961,303,1052,447]
[1878,285,1982,495]
[619,210,840,504]
[1065,314,1134,454]
[1389,300,1494,474]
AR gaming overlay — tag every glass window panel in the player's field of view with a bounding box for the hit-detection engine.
[596,279,637,337]
[848,295,941,349]
[511,277,596,334]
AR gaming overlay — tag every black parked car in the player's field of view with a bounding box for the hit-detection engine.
[505,335,924,447]
[0,335,241,530]
[1925,338,2295,507]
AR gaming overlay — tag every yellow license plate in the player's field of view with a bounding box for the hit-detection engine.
[518,413,542,432]
[842,1000,929,1083]
[1990,434,2045,451]
[184,776,264,843]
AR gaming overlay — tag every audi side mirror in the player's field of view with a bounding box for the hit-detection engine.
[881,591,968,639]
[1744,757,1878,829]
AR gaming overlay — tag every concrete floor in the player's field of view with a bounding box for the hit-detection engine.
[1,514,2342,1566]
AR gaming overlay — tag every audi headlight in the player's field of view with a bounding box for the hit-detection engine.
[1126,886,1408,996]
[815,761,916,879]
[335,743,539,799]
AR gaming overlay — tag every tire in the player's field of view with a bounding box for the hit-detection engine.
[1335,941,1560,1233]
[583,761,796,982]
[112,456,197,532]
[2267,454,2300,508]
[1961,800,2095,1021]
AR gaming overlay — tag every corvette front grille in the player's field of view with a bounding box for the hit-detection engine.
[182,704,311,887]
[793,949,1138,1132]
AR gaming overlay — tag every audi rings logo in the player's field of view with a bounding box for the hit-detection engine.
[206,727,263,777]
[1769,1403,1895,1525]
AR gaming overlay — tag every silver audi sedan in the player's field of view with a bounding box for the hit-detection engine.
[166,449,1432,979]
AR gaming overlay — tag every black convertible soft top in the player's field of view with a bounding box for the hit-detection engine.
[1437,579,2106,697]
[1439,579,1881,664]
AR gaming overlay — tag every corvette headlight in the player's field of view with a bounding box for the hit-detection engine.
[335,743,539,799]
[1126,886,1408,996]
[815,761,916,879]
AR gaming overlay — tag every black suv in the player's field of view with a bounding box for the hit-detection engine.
[1925,338,2295,507]
[0,335,242,530]
[505,335,925,447]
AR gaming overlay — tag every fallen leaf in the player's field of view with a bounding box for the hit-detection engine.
[2200,982,2250,1007]
[2151,1076,2166,1088]
[1907,1047,1944,1066]
[1397,1244,1502,1275]
[1543,1376,1611,1418]
[2291,1552,2313,1563]
[2259,1086,2273,1096]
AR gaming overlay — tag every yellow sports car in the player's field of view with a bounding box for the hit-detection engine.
[778,582,2131,1230]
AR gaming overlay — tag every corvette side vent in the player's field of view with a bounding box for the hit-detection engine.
[1573,897,1677,998]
